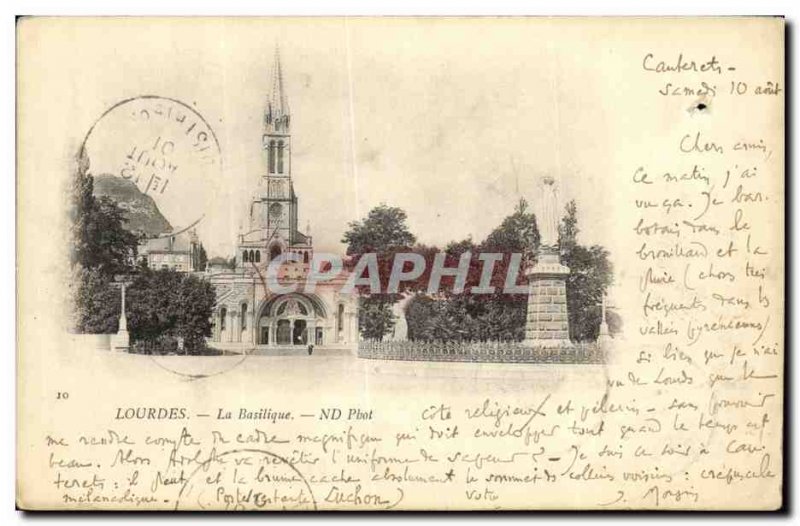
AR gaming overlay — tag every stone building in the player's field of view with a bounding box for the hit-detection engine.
[207,49,358,352]
[138,229,203,272]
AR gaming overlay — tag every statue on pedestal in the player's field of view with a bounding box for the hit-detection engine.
[524,176,571,348]
[538,176,560,250]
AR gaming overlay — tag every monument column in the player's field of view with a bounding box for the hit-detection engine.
[597,295,612,344]
[524,177,571,347]
[111,280,131,352]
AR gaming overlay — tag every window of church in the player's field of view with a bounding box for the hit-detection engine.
[269,202,283,221]
[268,140,276,173]
[277,141,285,173]
[276,299,308,317]
[243,251,249,263]
[255,251,261,263]
[241,303,247,331]
[220,307,227,331]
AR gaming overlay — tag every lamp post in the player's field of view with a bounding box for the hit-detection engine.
[111,275,133,352]
[597,294,612,344]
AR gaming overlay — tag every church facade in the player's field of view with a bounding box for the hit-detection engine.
[207,50,359,352]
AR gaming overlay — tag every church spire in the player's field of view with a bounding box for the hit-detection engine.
[265,44,289,131]
[262,44,292,178]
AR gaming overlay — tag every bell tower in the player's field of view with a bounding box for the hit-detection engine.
[250,45,299,245]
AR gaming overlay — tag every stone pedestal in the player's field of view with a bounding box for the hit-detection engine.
[111,312,130,352]
[598,319,611,341]
[524,249,571,347]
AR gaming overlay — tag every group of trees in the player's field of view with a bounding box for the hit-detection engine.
[559,201,619,341]
[70,153,140,278]
[71,139,616,350]
[342,206,416,340]
[125,269,216,351]
[404,200,539,342]
[70,152,215,353]
[342,198,617,343]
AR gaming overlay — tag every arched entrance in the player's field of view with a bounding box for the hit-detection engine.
[293,319,308,345]
[276,319,291,344]
[256,294,325,347]
[269,242,283,262]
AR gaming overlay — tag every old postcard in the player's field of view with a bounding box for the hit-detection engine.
[16,17,784,510]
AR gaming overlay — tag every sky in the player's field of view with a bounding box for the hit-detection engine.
[50,18,618,257]
[20,16,785,311]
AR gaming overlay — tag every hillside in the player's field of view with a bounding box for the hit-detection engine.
[93,174,173,236]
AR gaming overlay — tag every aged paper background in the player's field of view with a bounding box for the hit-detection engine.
[17,17,784,510]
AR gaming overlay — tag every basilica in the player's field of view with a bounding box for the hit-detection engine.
[207,50,359,352]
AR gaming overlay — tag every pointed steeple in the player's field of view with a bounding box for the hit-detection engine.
[265,44,290,132]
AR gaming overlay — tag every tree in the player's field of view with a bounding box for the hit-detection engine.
[404,199,540,342]
[126,268,216,352]
[358,297,396,341]
[70,151,140,334]
[482,198,540,256]
[559,199,614,341]
[444,237,476,258]
[403,197,614,343]
[71,265,120,334]
[173,272,216,348]
[563,244,613,341]
[126,270,176,343]
[342,204,416,255]
[406,293,527,342]
[342,204,418,341]
[558,199,579,254]
[69,151,140,277]
[347,198,613,344]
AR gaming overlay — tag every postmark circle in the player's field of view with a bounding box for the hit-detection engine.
[81,95,222,235]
